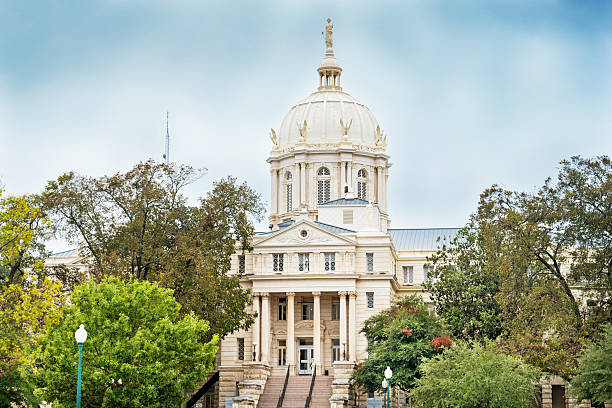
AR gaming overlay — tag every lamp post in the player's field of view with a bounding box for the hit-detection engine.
[74,324,87,408]
[384,366,392,408]
[381,379,388,408]
[253,342,257,361]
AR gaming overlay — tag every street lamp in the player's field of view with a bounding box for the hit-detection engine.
[384,366,392,408]
[74,324,87,408]
[342,341,346,360]
[381,379,388,407]
[252,342,257,361]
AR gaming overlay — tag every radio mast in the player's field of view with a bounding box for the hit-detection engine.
[163,111,170,165]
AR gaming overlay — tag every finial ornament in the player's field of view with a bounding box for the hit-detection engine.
[297,120,308,142]
[269,128,279,147]
[340,118,352,138]
[324,18,333,53]
[375,125,387,147]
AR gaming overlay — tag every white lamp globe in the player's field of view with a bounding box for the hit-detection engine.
[384,366,392,379]
[381,379,388,389]
[75,324,87,343]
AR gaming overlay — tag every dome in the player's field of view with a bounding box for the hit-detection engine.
[277,90,380,149]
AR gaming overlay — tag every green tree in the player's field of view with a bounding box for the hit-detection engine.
[426,226,504,341]
[351,295,448,393]
[0,279,66,407]
[410,341,541,408]
[0,190,48,285]
[43,161,265,337]
[34,277,218,408]
[570,324,612,405]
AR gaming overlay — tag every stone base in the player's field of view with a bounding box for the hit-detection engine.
[331,361,356,407]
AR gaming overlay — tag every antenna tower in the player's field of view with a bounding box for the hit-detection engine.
[163,111,170,165]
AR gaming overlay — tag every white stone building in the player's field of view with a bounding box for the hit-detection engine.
[210,20,460,408]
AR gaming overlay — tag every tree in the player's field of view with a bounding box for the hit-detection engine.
[426,226,504,341]
[34,277,218,408]
[570,324,612,405]
[410,341,541,408]
[0,279,66,407]
[43,161,265,337]
[0,190,48,285]
[351,295,448,393]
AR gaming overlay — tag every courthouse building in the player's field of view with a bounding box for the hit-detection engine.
[211,20,459,408]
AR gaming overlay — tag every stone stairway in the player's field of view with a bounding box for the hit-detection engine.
[257,376,285,408]
[257,375,333,408]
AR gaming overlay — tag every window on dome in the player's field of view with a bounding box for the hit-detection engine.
[357,168,367,201]
[317,166,331,204]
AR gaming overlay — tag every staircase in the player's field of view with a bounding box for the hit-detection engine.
[309,376,333,407]
[258,375,333,408]
[257,376,286,408]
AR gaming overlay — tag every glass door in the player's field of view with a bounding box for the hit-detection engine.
[298,346,313,374]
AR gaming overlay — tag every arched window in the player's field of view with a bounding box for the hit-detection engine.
[317,166,331,204]
[357,168,367,200]
[285,172,293,212]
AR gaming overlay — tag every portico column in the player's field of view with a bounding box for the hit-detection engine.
[313,291,321,369]
[261,293,270,363]
[339,291,347,360]
[348,291,357,361]
[252,293,260,361]
[340,162,346,196]
[286,292,295,373]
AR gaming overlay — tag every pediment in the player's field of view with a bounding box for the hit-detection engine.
[255,220,355,248]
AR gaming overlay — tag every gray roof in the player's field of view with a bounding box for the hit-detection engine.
[50,248,81,258]
[318,198,369,206]
[388,228,461,251]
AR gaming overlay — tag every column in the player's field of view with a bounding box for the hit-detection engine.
[347,163,353,191]
[348,291,357,361]
[339,291,347,360]
[377,167,383,204]
[252,293,260,361]
[313,291,321,369]
[270,169,278,216]
[261,293,270,363]
[293,165,300,210]
[300,163,306,206]
[383,167,388,211]
[287,292,295,373]
[340,162,346,196]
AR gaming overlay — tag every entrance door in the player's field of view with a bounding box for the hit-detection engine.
[298,346,314,374]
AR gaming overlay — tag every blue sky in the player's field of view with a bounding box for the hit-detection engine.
[1,1,611,250]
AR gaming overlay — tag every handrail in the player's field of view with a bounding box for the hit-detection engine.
[304,366,316,408]
[276,366,290,408]
[185,371,219,407]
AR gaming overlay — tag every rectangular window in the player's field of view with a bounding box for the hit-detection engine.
[403,266,413,284]
[286,184,292,212]
[278,297,287,321]
[278,340,286,366]
[332,339,340,362]
[366,253,374,272]
[238,255,245,274]
[343,210,353,224]
[366,292,374,308]
[273,254,284,272]
[331,297,340,320]
[237,338,244,360]
[324,253,336,271]
[298,253,310,272]
[302,297,314,320]
[423,264,433,282]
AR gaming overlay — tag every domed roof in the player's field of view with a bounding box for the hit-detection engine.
[271,19,385,153]
[277,90,380,149]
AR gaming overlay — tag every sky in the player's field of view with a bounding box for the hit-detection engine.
[1,0,611,252]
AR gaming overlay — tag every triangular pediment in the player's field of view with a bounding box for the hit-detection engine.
[255,219,355,248]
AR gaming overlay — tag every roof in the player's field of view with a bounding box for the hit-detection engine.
[318,198,370,206]
[50,248,81,258]
[388,228,461,251]
[256,219,355,236]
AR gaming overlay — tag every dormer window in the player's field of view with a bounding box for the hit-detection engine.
[317,167,331,204]
[357,168,368,200]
